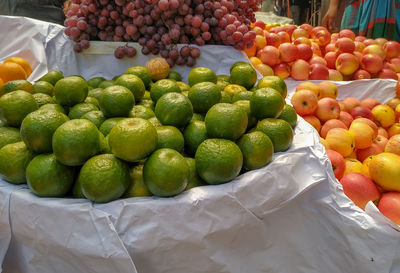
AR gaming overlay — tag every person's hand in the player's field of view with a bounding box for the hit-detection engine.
[322,8,338,32]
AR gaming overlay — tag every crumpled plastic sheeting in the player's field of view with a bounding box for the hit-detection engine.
[0,15,400,273]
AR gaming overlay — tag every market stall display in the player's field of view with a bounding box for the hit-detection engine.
[0,9,400,273]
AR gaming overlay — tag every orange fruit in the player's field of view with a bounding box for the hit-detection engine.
[145,57,170,81]
[0,78,4,90]
[4,57,32,76]
[0,62,27,83]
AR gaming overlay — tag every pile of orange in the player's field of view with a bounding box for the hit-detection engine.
[0,57,32,88]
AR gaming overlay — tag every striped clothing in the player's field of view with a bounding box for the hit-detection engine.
[341,0,400,41]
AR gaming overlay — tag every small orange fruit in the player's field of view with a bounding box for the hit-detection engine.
[4,57,32,77]
[0,62,27,83]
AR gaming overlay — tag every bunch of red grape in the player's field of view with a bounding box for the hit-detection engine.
[64,0,258,67]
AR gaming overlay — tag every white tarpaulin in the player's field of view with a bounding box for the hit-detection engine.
[0,16,400,273]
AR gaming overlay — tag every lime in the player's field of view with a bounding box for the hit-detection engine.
[21,109,69,153]
[176,81,190,92]
[168,71,182,81]
[129,105,155,119]
[205,103,248,141]
[191,113,205,121]
[156,126,184,153]
[188,82,221,113]
[256,75,287,98]
[143,148,189,197]
[184,157,206,190]
[100,85,135,117]
[220,91,231,103]
[230,63,257,89]
[233,100,258,130]
[32,81,54,96]
[232,91,253,102]
[195,138,243,184]
[148,116,162,127]
[150,79,181,102]
[84,96,100,108]
[217,75,230,82]
[125,66,152,89]
[98,80,115,89]
[88,88,104,102]
[52,119,100,166]
[250,88,285,119]
[155,92,193,128]
[230,61,248,72]
[99,117,126,136]
[40,70,64,86]
[78,154,131,203]
[277,104,298,128]
[0,126,21,149]
[39,103,66,114]
[223,84,246,98]
[256,118,293,152]
[68,102,99,119]
[1,79,33,95]
[188,67,217,86]
[0,90,38,127]
[87,76,106,88]
[115,74,146,102]
[123,165,153,197]
[99,132,111,154]
[81,110,105,128]
[54,76,88,106]
[183,120,208,156]
[33,93,53,107]
[216,80,230,92]
[108,118,158,162]
[0,142,35,184]
[26,153,75,197]
[237,131,274,170]
[138,99,155,111]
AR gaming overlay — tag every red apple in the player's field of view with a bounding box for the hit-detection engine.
[296,44,313,61]
[321,119,348,138]
[339,29,356,40]
[284,25,297,37]
[266,32,280,47]
[340,173,381,210]
[292,28,309,41]
[325,43,336,53]
[325,51,337,69]
[363,38,378,46]
[353,51,363,62]
[379,69,398,80]
[360,98,380,110]
[361,53,383,74]
[313,30,331,47]
[353,117,379,138]
[309,56,327,66]
[336,53,359,76]
[378,192,400,225]
[374,134,388,150]
[254,20,265,29]
[355,36,366,42]
[257,45,280,67]
[303,115,321,132]
[389,57,400,72]
[375,38,388,47]
[335,37,355,53]
[290,89,318,116]
[293,37,312,46]
[309,63,329,80]
[397,81,400,98]
[316,97,340,122]
[311,42,322,57]
[354,41,366,52]
[353,69,371,80]
[338,111,354,127]
[328,69,343,81]
[383,41,400,59]
[273,63,290,79]
[356,143,383,162]
[363,44,386,59]
[318,81,338,99]
[279,43,298,63]
[351,106,374,120]
[342,97,361,113]
[300,23,313,34]
[291,59,310,80]
[326,149,346,180]
[277,31,290,44]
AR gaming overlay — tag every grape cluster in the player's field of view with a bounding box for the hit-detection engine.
[64,0,258,66]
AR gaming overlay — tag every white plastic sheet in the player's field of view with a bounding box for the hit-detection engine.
[0,15,400,273]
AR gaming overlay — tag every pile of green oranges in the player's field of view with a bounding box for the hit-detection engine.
[0,59,297,203]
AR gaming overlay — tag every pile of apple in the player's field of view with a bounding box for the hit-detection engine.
[245,21,400,81]
[291,80,400,225]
